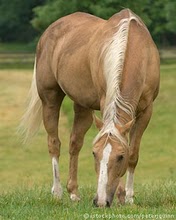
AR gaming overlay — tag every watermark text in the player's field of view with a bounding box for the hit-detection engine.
[83,213,175,219]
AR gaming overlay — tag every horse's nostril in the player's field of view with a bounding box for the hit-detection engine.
[106,200,110,207]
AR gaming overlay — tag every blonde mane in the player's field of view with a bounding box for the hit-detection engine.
[94,11,141,145]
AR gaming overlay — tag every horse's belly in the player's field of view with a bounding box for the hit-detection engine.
[58,77,100,110]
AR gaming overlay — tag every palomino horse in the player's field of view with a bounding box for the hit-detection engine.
[20,9,160,207]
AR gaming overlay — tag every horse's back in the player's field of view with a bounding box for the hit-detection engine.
[37,12,104,62]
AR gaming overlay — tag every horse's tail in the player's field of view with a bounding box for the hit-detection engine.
[18,57,42,143]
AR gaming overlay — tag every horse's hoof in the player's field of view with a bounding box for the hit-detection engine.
[51,185,63,199]
[125,196,134,205]
[70,193,80,202]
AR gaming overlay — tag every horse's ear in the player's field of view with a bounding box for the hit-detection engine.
[93,114,103,130]
[116,119,134,136]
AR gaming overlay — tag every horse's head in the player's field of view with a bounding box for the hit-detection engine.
[93,116,133,207]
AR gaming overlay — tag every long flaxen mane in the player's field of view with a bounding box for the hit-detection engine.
[94,11,142,145]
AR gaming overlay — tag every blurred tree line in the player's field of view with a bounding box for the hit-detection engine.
[0,0,175,47]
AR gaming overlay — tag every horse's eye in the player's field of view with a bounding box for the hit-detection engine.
[92,151,96,157]
[117,155,124,162]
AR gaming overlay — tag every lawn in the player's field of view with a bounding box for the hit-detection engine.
[0,62,176,219]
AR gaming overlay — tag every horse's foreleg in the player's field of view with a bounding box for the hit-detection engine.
[116,179,126,205]
[125,104,153,204]
[41,89,65,199]
[67,104,93,201]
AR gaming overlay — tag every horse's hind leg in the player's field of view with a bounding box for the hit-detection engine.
[125,104,153,204]
[67,103,93,201]
[40,86,65,199]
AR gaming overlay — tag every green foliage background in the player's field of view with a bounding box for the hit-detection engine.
[0,0,176,46]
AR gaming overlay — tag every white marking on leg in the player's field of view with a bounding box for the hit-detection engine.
[125,170,134,204]
[97,143,112,206]
[70,193,80,202]
[51,157,63,199]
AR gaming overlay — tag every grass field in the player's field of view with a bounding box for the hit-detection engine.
[0,62,176,219]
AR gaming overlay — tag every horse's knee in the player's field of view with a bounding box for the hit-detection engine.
[48,136,61,157]
[128,152,139,169]
[69,134,83,155]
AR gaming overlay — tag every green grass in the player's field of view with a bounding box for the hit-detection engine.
[0,61,176,219]
[0,182,175,220]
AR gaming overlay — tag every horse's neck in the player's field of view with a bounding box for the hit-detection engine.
[102,100,133,126]
[99,13,137,127]
[100,80,134,126]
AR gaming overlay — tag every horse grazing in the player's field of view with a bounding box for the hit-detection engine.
[20,9,160,207]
